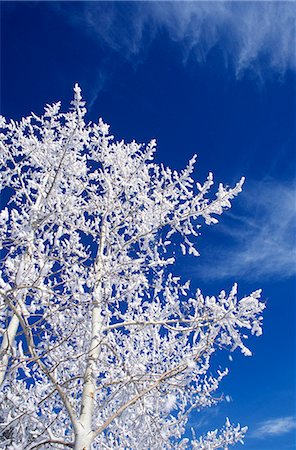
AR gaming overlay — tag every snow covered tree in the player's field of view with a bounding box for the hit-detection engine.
[0,85,264,450]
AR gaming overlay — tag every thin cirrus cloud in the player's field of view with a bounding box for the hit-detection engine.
[58,1,296,78]
[153,1,296,77]
[51,1,296,109]
[250,416,296,439]
[195,179,296,282]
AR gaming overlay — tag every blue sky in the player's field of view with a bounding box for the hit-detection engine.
[1,2,295,449]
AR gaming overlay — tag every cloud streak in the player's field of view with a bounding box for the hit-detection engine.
[66,2,295,78]
[251,416,296,438]
[157,1,296,78]
[195,178,296,281]
[50,2,295,109]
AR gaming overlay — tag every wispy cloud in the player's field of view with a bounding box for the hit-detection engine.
[59,2,295,76]
[195,178,296,281]
[251,416,296,438]
[151,2,296,78]
[51,2,296,106]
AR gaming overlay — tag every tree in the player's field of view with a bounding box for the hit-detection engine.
[0,85,264,450]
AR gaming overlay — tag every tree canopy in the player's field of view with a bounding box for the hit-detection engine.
[0,85,264,450]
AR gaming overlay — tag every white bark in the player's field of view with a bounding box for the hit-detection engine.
[74,422,93,450]
[77,298,102,436]
[75,220,106,449]
[0,253,31,388]
[0,314,19,387]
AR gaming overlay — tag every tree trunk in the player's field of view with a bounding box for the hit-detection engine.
[74,432,93,450]
[75,222,106,449]
[75,300,101,449]
[0,314,19,387]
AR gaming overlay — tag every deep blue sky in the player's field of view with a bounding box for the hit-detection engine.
[1,2,296,449]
